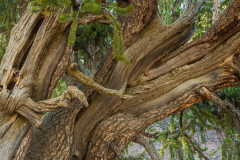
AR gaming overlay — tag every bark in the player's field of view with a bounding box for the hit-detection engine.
[0,0,240,160]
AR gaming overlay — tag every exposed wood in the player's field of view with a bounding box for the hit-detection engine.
[87,67,239,159]
[12,128,34,160]
[38,86,89,111]
[66,63,132,98]
[140,0,240,83]
[134,134,163,160]
[0,116,30,160]
[1,0,240,159]
[110,141,125,160]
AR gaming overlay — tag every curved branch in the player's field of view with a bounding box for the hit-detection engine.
[133,134,163,160]
[139,0,240,83]
[127,0,206,86]
[37,86,89,111]
[66,63,133,98]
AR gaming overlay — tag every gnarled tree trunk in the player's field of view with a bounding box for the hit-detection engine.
[1,0,240,159]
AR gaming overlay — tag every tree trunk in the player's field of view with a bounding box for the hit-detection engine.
[1,0,240,160]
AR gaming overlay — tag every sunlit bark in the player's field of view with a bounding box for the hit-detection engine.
[0,0,240,160]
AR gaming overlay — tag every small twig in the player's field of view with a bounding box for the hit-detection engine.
[1,1,10,26]
[143,132,159,139]
[179,111,183,133]
[184,134,209,160]
[201,6,213,10]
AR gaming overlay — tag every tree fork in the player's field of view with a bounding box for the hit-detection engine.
[1,0,240,160]
[0,5,112,159]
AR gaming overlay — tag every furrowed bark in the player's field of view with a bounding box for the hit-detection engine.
[86,67,239,159]
[84,0,240,159]
[73,1,158,158]
[1,0,240,159]
[0,4,112,159]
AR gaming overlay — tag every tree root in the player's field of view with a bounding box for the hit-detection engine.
[66,63,133,99]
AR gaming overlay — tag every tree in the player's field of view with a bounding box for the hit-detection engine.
[0,0,240,159]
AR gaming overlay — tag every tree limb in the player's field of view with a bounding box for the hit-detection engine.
[66,63,133,98]
[91,50,100,77]
[133,134,163,160]
[37,86,89,111]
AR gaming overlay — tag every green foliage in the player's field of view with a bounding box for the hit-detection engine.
[58,13,75,23]
[69,20,78,47]
[51,77,68,98]
[112,2,133,16]
[0,0,22,63]
[29,0,71,14]
[81,2,101,15]
[112,21,131,65]
[28,0,132,65]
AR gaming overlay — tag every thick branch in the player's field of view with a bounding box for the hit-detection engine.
[133,134,163,160]
[139,0,240,83]
[37,86,89,112]
[66,63,132,98]
[128,0,206,85]
[92,50,100,77]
